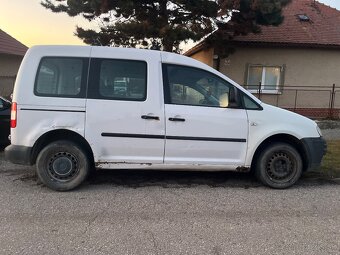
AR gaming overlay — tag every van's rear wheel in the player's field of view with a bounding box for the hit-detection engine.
[36,140,90,191]
[255,143,302,189]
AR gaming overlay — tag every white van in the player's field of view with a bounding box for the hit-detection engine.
[5,46,326,191]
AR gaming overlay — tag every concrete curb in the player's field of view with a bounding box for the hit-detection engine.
[316,120,340,129]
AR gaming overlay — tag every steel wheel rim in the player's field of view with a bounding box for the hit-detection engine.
[47,152,79,182]
[265,150,297,183]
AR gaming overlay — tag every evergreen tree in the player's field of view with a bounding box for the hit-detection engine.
[41,0,291,52]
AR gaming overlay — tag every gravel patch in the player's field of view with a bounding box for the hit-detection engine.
[317,120,340,140]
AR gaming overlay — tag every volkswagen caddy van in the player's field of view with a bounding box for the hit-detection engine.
[5,46,326,191]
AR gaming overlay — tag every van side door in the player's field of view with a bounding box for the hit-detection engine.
[163,64,248,166]
[85,49,165,165]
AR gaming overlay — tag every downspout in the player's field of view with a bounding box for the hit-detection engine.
[213,54,220,71]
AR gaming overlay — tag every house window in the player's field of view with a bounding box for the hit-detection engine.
[247,65,283,93]
[297,14,310,22]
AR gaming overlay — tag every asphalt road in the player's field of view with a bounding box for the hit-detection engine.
[0,152,339,255]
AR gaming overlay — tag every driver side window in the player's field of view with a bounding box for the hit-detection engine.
[170,83,205,105]
[163,64,233,107]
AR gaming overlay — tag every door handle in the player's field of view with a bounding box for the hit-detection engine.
[169,117,185,122]
[141,115,160,120]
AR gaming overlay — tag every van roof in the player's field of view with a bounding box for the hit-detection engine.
[26,45,262,105]
[28,44,210,72]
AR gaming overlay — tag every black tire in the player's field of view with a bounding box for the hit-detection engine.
[255,143,303,189]
[36,140,90,191]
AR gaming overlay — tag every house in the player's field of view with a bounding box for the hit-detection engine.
[185,0,340,119]
[0,29,28,97]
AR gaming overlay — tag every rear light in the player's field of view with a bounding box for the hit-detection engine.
[10,102,17,128]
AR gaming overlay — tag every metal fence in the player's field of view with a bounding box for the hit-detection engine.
[246,83,340,119]
[1,75,339,119]
[0,75,16,98]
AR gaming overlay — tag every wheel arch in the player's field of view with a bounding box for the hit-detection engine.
[30,129,94,167]
[250,133,309,172]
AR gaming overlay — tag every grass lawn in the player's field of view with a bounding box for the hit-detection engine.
[321,140,340,178]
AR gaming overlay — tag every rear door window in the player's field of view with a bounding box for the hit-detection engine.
[88,59,147,101]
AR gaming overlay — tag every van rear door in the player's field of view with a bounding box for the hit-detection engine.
[85,48,165,164]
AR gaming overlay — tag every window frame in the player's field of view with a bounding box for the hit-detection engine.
[87,58,148,102]
[246,65,284,94]
[162,63,242,109]
[34,57,89,98]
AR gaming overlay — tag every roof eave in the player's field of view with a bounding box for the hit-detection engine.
[185,40,340,56]
[184,41,209,56]
[230,40,340,49]
[0,50,27,56]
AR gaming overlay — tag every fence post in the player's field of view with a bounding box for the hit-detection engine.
[329,83,336,119]
[258,81,262,100]
[294,90,298,112]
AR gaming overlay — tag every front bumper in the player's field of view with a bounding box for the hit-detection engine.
[301,137,327,172]
[5,145,33,165]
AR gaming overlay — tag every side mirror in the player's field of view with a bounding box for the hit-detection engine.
[228,87,239,108]
[218,87,239,108]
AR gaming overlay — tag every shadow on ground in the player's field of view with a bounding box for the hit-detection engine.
[1,157,338,190]
[84,169,339,189]
[88,170,262,189]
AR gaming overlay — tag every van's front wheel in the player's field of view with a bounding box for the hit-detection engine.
[36,141,90,191]
[255,143,303,189]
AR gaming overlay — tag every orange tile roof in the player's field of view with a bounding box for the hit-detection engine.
[233,0,340,46]
[185,0,340,56]
[0,29,28,56]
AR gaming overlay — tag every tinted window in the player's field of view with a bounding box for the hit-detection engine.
[35,57,87,97]
[243,94,262,110]
[163,64,234,108]
[0,98,10,109]
[88,59,147,101]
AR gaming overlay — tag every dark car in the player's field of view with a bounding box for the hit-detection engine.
[0,97,11,148]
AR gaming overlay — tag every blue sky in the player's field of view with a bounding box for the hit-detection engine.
[319,0,340,10]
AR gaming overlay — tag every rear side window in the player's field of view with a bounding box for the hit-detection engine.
[34,57,88,98]
[88,58,147,101]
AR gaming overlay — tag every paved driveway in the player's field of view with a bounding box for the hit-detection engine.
[0,153,339,255]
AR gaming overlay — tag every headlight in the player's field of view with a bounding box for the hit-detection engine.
[316,125,322,137]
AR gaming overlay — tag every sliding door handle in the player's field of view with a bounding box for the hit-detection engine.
[141,115,160,120]
[169,117,185,122]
